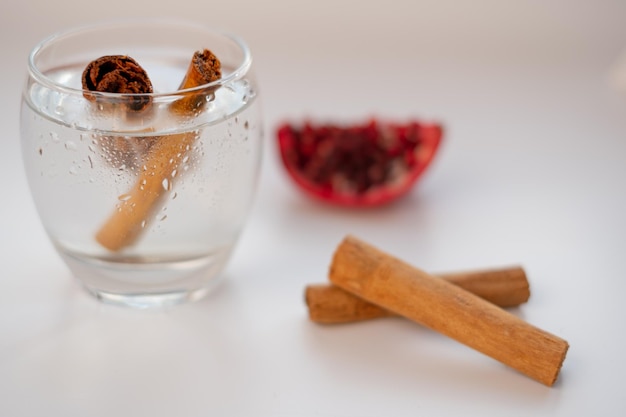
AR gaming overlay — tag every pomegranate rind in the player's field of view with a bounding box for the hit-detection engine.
[277,119,443,207]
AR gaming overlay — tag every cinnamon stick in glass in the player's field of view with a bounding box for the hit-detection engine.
[85,50,221,251]
[82,55,159,168]
[306,266,530,324]
[82,55,154,112]
[329,235,568,386]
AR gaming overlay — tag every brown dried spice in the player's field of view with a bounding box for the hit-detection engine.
[81,55,153,112]
[171,49,222,115]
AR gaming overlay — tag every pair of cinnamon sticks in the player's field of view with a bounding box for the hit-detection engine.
[306,236,568,386]
[83,50,221,251]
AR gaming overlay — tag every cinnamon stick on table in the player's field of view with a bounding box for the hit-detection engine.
[329,236,568,386]
[306,266,530,324]
[83,50,221,251]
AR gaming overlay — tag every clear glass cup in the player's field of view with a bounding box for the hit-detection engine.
[20,19,263,308]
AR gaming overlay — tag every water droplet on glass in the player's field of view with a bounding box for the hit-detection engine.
[242,95,249,104]
[141,220,147,228]
[118,193,132,201]
[69,166,78,175]
[158,214,167,221]
[172,192,178,200]
[50,132,60,143]
[171,169,178,178]
[38,148,43,156]
[162,178,171,191]
[244,121,249,130]
[65,141,77,151]
[55,105,65,116]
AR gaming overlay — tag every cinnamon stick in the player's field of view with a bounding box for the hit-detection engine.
[82,55,154,112]
[87,50,221,251]
[306,266,530,324]
[329,235,568,386]
[82,55,158,168]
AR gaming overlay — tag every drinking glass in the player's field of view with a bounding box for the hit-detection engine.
[20,19,263,308]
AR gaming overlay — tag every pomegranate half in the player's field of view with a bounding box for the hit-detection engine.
[277,118,443,207]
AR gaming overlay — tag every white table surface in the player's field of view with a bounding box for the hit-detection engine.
[2,1,626,415]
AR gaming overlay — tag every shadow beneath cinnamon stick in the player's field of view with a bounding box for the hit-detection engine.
[301,317,563,407]
[504,305,527,321]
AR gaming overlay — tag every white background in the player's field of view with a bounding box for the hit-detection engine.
[2,0,626,415]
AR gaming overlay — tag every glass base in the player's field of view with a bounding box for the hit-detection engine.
[59,246,232,309]
[85,285,213,309]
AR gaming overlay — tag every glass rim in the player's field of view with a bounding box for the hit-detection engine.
[27,18,252,99]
